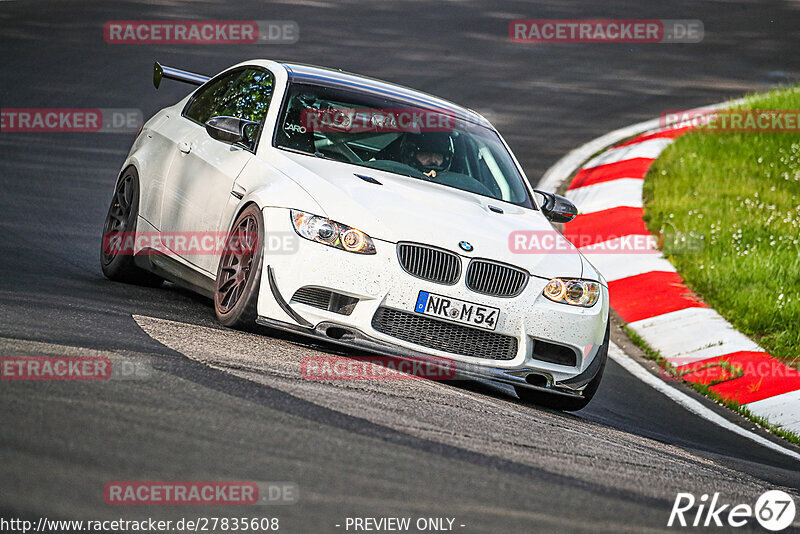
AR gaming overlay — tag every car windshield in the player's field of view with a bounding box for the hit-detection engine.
[274,82,534,208]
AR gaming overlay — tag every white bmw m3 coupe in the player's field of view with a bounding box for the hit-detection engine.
[101,59,610,410]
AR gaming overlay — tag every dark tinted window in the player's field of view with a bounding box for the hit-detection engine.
[274,83,532,208]
[184,68,275,126]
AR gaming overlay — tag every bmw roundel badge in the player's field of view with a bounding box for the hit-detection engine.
[458,241,473,252]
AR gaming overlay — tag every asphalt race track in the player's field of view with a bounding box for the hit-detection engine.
[1,1,800,532]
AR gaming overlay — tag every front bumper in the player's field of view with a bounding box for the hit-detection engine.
[257,207,609,390]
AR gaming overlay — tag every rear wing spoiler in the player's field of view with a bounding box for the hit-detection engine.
[153,62,210,89]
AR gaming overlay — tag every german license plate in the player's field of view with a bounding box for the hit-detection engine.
[414,291,499,331]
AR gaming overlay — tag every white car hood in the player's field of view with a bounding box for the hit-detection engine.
[271,151,584,279]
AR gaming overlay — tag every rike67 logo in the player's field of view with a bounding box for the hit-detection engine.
[668,490,796,531]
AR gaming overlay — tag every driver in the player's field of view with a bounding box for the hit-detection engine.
[401,132,454,178]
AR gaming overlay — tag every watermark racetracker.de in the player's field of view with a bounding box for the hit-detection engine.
[299,107,456,133]
[301,355,457,381]
[0,108,142,133]
[508,229,704,255]
[662,109,800,132]
[104,481,298,505]
[659,354,800,384]
[1,516,281,533]
[1,356,151,380]
[102,231,299,257]
[509,19,703,43]
[104,20,298,44]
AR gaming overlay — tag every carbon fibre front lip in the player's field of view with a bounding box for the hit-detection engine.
[262,262,605,396]
[254,315,593,398]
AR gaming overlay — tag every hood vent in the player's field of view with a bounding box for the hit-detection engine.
[354,173,382,185]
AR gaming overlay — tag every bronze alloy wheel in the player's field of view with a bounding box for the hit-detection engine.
[101,172,134,266]
[214,204,264,328]
[100,167,162,286]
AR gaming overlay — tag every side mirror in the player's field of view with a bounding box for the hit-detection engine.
[205,116,259,146]
[534,189,578,223]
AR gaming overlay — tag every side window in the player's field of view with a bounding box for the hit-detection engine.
[183,67,275,147]
[208,69,275,123]
[183,70,241,125]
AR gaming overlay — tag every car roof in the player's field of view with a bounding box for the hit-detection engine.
[280,62,492,128]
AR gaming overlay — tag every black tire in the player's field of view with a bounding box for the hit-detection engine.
[214,204,264,329]
[100,166,163,287]
[515,321,609,412]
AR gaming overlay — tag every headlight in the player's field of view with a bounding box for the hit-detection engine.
[290,210,376,254]
[543,278,600,307]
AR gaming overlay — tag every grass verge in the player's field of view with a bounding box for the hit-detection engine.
[644,86,800,370]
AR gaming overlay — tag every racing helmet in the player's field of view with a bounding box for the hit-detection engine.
[401,132,454,174]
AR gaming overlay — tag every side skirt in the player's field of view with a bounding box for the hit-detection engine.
[134,250,215,298]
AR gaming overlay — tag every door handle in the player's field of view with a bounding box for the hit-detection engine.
[178,141,191,154]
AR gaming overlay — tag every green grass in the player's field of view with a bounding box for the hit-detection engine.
[644,85,800,371]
